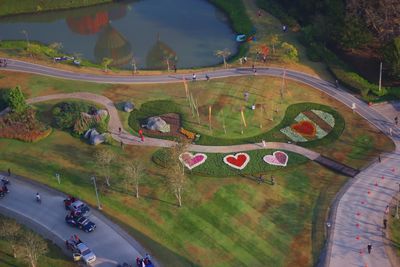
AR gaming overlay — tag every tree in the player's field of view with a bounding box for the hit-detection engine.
[7,86,28,114]
[167,139,190,207]
[0,218,21,258]
[280,42,299,62]
[269,34,279,54]
[122,160,145,198]
[20,231,48,267]
[339,16,373,50]
[383,37,400,78]
[101,57,113,72]
[94,148,115,186]
[215,49,231,68]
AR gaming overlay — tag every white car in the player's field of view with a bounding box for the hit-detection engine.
[76,242,96,265]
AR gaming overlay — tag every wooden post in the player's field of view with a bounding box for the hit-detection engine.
[241,107,247,128]
[194,98,200,124]
[378,62,382,93]
[208,105,212,131]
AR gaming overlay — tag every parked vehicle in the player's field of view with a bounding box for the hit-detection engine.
[65,214,96,233]
[65,236,96,265]
[64,197,90,217]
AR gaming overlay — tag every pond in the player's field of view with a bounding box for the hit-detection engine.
[0,0,238,69]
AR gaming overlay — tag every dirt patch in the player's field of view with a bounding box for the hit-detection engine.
[284,230,312,267]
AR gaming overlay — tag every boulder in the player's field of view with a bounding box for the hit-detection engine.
[96,109,108,117]
[90,133,106,145]
[84,128,99,139]
[123,102,134,112]
[145,116,170,133]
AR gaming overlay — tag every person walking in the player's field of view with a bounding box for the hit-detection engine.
[119,127,122,134]
[395,116,398,125]
[205,74,210,81]
[385,205,390,215]
[389,127,393,136]
[270,175,275,185]
[257,175,264,184]
[138,129,144,142]
[7,168,11,177]
[383,218,388,229]
[192,73,196,81]
[173,64,177,73]
[367,243,372,254]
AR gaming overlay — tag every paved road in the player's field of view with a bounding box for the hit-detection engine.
[0,174,151,267]
[2,58,400,266]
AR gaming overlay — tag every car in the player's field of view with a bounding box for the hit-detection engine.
[65,214,96,233]
[66,236,96,265]
[64,197,90,217]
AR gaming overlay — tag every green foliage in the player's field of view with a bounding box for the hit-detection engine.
[256,0,297,27]
[0,88,11,110]
[281,42,298,62]
[7,86,27,114]
[383,37,400,78]
[153,149,308,177]
[208,0,253,35]
[339,17,373,50]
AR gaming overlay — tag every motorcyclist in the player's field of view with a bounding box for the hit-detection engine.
[36,192,41,202]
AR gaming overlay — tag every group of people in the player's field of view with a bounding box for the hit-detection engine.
[136,254,154,267]
[0,58,7,67]
[0,176,9,197]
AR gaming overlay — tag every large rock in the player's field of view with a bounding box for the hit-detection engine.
[145,116,170,133]
[90,133,106,145]
[84,128,99,139]
[96,109,108,117]
[123,102,134,112]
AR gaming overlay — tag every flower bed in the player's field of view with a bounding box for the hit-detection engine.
[154,148,308,177]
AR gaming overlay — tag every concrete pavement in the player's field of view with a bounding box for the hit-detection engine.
[0,174,150,267]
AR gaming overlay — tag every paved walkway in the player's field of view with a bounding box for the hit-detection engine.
[2,58,400,266]
[0,173,153,267]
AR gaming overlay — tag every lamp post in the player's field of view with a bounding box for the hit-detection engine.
[91,176,102,210]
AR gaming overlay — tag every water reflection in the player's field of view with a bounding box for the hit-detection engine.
[94,24,133,67]
[146,35,177,70]
[0,0,237,69]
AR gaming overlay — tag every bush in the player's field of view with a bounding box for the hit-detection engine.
[153,148,309,177]
[7,86,27,114]
[208,0,253,35]
[52,101,94,130]
[0,88,10,110]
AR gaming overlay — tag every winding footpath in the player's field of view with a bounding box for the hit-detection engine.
[1,58,400,267]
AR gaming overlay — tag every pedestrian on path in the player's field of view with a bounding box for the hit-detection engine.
[192,73,196,81]
[351,103,356,113]
[385,205,390,215]
[398,183,400,192]
[119,127,121,134]
[378,155,381,163]
[138,129,144,142]
[367,243,372,254]
[120,141,124,149]
[173,64,177,73]
[389,127,393,136]
[257,9,262,17]
[205,74,210,81]
[383,218,388,229]
[7,168,11,177]
[270,175,275,185]
[395,116,398,125]
[257,175,264,184]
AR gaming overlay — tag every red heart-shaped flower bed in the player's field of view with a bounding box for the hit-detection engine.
[291,120,316,137]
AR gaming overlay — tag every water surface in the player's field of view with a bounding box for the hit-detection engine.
[0,0,237,69]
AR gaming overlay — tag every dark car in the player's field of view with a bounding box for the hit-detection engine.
[65,215,96,233]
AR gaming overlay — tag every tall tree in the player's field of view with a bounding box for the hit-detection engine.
[0,218,21,258]
[269,34,279,55]
[167,139,190,207]
[94,148,115,186]
[215,49,231,68]
[7,86,27,114]
[122,160,145,198]
[383,37,400,78]
[20,231,48,267]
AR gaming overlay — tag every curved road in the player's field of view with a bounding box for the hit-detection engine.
[1,58,400,267]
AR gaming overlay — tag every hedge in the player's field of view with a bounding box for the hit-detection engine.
[129,100,345,148]
[152,149,309,177]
